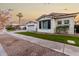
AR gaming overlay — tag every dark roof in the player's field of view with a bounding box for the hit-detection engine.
[36,12,79,21]
[36,14,52,21]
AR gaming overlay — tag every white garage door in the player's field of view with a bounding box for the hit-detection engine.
[28,25,35,31]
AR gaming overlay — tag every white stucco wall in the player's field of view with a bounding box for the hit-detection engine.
[68,17,75,34]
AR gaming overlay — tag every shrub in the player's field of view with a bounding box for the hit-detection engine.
[6,25,15,31]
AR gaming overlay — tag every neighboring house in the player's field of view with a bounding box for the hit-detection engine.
[36,12,79,34]
[9,24,26,30]
[20,25,26,30]
[10,24,20,30]
[26,21,37,32]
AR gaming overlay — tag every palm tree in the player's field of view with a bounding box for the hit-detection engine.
[17,13,23,25]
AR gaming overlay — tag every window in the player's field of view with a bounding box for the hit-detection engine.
[64,20,69,24]
[58,21,62,25]
[39,20,51,29]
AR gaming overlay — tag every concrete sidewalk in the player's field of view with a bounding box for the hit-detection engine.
[0,44,7,56]
[6,32,79,56]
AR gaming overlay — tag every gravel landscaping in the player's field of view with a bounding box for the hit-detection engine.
[0,34,67,56]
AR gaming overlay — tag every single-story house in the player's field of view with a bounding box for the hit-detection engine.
[8,24,26,30]
[26,21,37,32]
[19,25,26,30]
[10,24,20,30]
[36,12,79,34]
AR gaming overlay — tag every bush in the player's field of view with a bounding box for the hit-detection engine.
[6,25,15,31]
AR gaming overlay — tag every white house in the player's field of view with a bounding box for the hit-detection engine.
[26,21,37,32]
[36,12,79,34]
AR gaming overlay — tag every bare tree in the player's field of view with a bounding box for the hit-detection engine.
[0,9,12,31]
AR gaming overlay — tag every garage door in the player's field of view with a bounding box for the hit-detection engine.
[28,25,35,31]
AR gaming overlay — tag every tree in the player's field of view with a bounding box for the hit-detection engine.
[16,13,23,25]
[0,9,12,31]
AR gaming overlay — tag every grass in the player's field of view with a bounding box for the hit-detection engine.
[17,32,79,47]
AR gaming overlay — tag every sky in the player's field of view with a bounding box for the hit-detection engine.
[0,3,79,24]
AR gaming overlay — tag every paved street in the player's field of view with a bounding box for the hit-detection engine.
[0,34,66,56]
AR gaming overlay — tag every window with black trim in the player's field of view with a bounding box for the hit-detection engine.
[39,20,51,29]
[58,21,62,25]
[64,20,69,24]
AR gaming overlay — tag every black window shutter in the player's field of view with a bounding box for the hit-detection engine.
[39,21,41,29]
[48,20,51,29]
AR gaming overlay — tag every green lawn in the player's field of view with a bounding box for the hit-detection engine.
[17,32,79,47]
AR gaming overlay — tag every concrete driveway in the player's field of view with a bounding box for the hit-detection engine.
[0,33,66,56]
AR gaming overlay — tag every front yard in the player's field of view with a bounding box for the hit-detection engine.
[17,32,79,47]
[0,34,66,56]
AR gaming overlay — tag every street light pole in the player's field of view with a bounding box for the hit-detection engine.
[62,43,65,54]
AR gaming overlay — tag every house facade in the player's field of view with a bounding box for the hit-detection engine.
[26,21,37,32]
[37,12,78,34]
